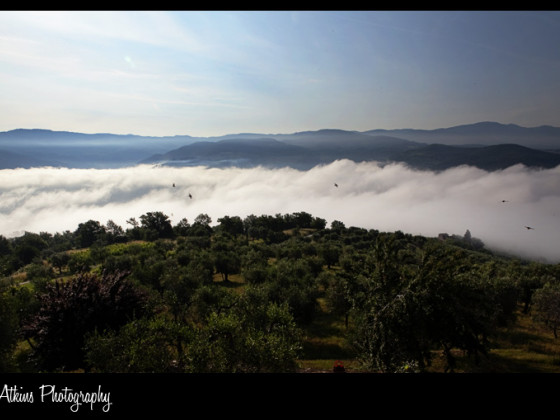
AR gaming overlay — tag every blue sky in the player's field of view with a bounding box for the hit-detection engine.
[2,10,560,137]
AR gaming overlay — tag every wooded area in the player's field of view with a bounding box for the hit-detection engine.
[1,210,560,373]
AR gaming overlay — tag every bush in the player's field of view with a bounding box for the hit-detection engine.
[23,270,148,372]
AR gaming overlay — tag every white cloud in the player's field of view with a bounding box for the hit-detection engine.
[1,161,559,262]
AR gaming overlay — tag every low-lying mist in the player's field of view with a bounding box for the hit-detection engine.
[1,159,559,262]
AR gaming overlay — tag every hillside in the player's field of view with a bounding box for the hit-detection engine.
[142,137,320,169]
[2,210,560,375]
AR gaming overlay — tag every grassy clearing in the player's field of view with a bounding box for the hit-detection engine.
[482,308,560,373]
[298,297,357,372]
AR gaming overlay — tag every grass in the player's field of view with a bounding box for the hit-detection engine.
[298,297,358,372]
[482,308,560,373]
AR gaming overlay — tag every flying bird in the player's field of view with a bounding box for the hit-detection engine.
[189,193,192,199]
[173,183,176,188]
[334,183,338,188]
[525,226,534,230]
[501,200,508,203]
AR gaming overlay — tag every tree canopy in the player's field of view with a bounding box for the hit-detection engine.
[1,210,560,373]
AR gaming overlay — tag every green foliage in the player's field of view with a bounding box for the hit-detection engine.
[85,291,302,373]
[139,211,174,240]
[532,282,560,338]
[23,270,149,372]
[241,247,269,285]
[0,287,19,372]
[3,209,560,373]
[75,220,106,248]
[349,239,501,372]
[49,252,71,274]
[67,250,93,274]
[85,316,191,373]
[187,298,302,373]
[217,215,244,236]
[211,234,242,282]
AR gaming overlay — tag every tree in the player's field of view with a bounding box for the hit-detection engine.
[331,220,346,231]
[12,232,49,266]
[0,234,11,255]
[0,288,19,372]
[263,258,320,325]
[212,235,241,283]
[310,216,327,230]
[49,252,71,275]
[0,236,16,276]
[194,213,212,227]
[515,263,548,314]
[241,248,270,285]
[75,220,106,248]
[217,216,244,237]
[85,316,191,373]
[126,217,143,240]
[187,294,302,373]
[318,242,341,269]
[532,282,560,338]
[174,218,190,236]
[105,220,126,243]
[133,255,167,294]
[323,271,353,328]
[23,270,148,372]
[350,238,496,372]
[188,214,213,237]
[139,211,173,240]
[67,251,93,274]
[289,211,313,229]
[25,262,54,285]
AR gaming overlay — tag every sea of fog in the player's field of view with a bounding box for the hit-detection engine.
[1,159,559,263]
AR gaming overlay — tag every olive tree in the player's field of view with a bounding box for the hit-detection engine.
[350,237,497,372]
[532,282,560,338]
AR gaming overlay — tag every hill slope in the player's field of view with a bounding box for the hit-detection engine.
[142,137,321,169]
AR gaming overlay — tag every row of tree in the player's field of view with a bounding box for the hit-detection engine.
[1,210,560,373]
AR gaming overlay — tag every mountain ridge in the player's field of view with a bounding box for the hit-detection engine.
[394,143,560,171]
[2,122,560,171]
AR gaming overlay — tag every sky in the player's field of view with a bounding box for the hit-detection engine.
[2,10,560,137]
[2,10,560,263]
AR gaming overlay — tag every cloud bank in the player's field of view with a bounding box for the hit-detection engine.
[1,160,559,262]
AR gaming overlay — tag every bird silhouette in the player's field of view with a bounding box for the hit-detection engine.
[334,183,338,188]
[525,226,534,230]
[501,200,508,202]
[173,183,176,188]
[189,193,192,199]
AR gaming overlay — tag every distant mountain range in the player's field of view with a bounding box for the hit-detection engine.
[2,122,560,171]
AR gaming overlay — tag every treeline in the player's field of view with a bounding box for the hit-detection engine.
[1,210,560,373]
